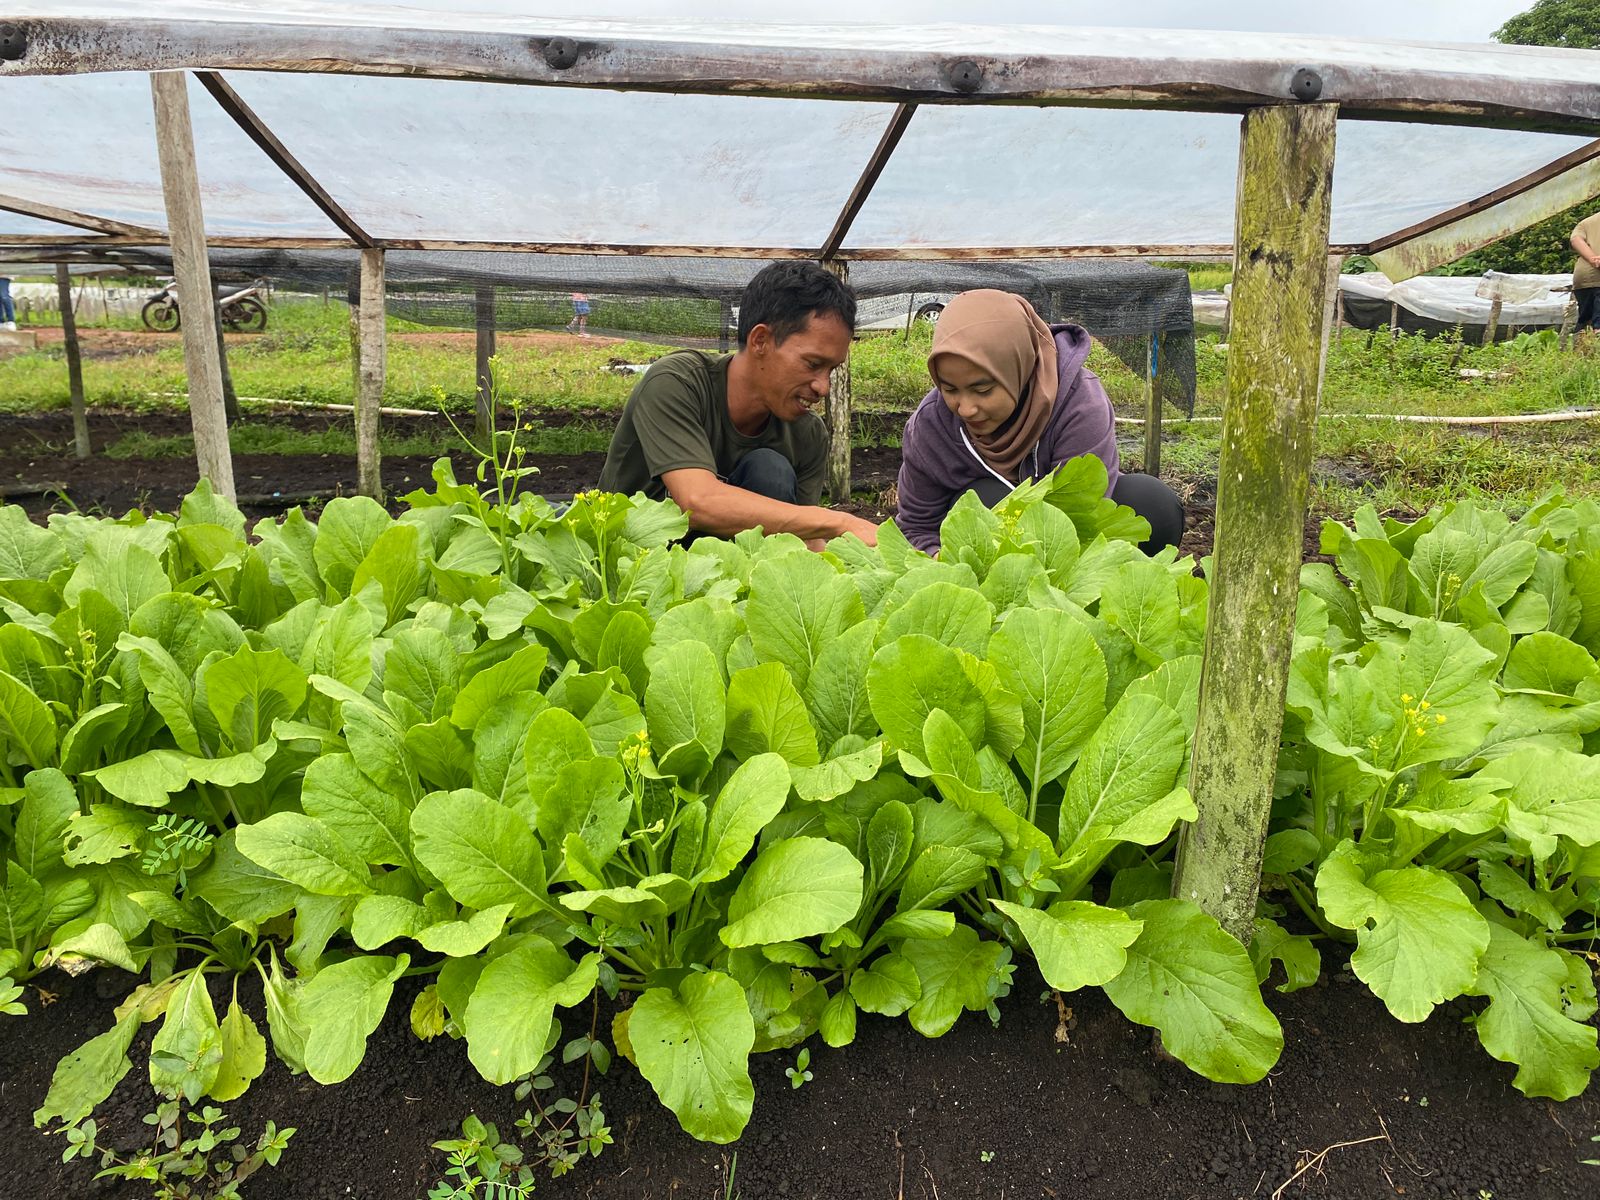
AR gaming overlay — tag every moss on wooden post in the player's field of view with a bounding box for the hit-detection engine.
[1172,102,1338,943]
[356,247,385,501]
[823,259,852,505]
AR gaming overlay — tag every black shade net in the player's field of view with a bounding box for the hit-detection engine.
[1,246,1196,413]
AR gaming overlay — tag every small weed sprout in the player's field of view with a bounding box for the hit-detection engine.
[63,1100,293,1200]
[425,988,614,1195]
[785,1047,813,1090]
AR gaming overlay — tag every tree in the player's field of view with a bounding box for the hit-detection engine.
[1494,0,1600,50]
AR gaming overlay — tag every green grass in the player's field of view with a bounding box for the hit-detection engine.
[11,297,1600,522]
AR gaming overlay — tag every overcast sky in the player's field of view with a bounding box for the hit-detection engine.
[385,1,1535,43]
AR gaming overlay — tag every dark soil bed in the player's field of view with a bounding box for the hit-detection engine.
[0,408,1357,560]
[0,408,1591,1197]
[2,945,1596,1200]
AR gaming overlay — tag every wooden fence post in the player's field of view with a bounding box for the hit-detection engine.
[1172,102,1338,943]
[356,248,385,501]
[1484,297,1503,345]
[823,259,852,505]
[55,265,90,460]
[150,70,234,501]
[475,284,496,446]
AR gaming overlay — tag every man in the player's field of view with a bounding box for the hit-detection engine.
[1570,212,1600,332]
[598,261,880,546]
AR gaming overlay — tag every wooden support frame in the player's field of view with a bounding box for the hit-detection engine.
[1173,102,1339,943]
[0,192,159,239]
[819,104,916,261]
[823,260,853,505]
[149,70,234,501]
[55,264,89,460]
[194,70,376,247]
[356,249,385,501]
[15,18,1600,135]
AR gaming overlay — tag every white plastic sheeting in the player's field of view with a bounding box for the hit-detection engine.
[2,5,1599,253]
[1340,272,1572,326]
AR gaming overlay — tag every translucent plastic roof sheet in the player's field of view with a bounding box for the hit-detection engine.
[3,5,1600,257]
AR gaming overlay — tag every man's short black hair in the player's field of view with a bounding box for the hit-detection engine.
[737,261,856,349]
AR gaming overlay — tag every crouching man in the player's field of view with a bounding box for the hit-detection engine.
[598,261,880,547]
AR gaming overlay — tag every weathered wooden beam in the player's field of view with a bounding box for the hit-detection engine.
[819,103,915,262]
[11,18,1600,134]
[54,264,89,460]
[474,284,496,446]
[1173,101,1338,944]
[149,70,233,501]
[1367,136,1600,280]
[0,234,1299,259]
[0,192,158,238]
[356,247,385,501]
[194,70,376,248]
[1483,296,1504,345]
[823,259,852,505]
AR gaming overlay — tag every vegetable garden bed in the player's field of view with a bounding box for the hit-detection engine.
[0,449,1595,1200]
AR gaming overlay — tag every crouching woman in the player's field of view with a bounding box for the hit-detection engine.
[894,289,1183,556]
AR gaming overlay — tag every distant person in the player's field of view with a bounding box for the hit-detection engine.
[1570,215,1600,332]
[895,289,1184,556]
[566,292,590,336]
[599,261,879,547]
[0,275,14,331]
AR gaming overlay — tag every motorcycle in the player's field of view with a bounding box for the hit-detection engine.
[141,278,270,333]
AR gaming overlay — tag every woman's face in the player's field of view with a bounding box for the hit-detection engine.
[933,354,1017,436]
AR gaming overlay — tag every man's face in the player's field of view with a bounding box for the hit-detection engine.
[748,312,852,422]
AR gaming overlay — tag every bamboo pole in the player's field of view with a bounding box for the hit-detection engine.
[1172,102,1338,944]
[356,248,385,501]
[149,70,234,500]
[823,260,852,505]
[474,284,496,446]
[55,264,89,460]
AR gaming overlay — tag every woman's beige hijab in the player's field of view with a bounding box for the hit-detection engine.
[928,290,1058,481]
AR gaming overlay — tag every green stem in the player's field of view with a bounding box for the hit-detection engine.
[1426,831,1497,874]
[1550,927,1600,945]
[1283,874,1352,943]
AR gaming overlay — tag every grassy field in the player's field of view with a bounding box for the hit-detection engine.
[4,295,1599,518]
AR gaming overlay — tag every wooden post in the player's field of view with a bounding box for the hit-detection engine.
[719,300,733,354]
[215,301,239,424]
[474,284,496,446]
[356,248,385,501]
[150,70,234,501]
[823,260,852,505]
[1143,332,1162,478]
[1172,102,1338,944]
[1560,293,1577,350]
[1389,300,1401,341]
[1484,297,1503,345]
[56,265,90,460]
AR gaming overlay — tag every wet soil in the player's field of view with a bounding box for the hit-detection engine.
[0,407,1331,555]
[2,946,1595,1200]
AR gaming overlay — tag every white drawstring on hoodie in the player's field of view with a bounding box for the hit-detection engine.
[957,425,1041,489]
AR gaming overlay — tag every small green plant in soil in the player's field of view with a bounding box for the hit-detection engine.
[784,1046,813,1090]
[61,1100,292,1200]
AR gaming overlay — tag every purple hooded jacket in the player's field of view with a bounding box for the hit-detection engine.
[894,323,1120,554]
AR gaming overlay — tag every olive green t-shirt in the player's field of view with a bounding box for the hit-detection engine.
[598,350,828,504]
[1575,213,1600,289]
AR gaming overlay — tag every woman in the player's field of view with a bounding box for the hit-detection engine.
[894,289,1183,556]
